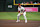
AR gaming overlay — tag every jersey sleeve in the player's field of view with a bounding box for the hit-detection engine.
[23,7,25,11]
[18,7,20,13]
[22,7,26,12]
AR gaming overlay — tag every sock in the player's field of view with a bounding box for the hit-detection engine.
[17,16,20,20]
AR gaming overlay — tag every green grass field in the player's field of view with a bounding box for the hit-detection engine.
[0,12,40,21]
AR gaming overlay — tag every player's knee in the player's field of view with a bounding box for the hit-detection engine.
[17,15,20,17]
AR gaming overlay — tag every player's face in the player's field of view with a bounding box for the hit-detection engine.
[19,5,21,8]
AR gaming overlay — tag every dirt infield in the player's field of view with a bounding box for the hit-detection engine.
[0,20,40,27]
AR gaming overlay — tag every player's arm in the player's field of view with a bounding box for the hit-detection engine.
[18,10,20,13]
[23,7,25,13]
[18,7,20,13]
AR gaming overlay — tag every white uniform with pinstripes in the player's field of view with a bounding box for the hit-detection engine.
[16,6,27,23]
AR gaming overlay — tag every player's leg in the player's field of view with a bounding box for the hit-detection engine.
[23,12,27,23]
[16,13,21,22]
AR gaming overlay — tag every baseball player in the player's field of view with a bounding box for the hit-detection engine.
[16,4,27,23]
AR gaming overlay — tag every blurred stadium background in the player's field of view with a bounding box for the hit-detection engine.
[0,0,40,12]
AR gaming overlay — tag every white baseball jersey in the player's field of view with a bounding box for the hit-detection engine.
[18,6,25,13]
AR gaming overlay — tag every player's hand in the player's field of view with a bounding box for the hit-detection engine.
[20,13,23,15]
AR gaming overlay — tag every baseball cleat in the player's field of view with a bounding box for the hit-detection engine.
[16,20,20,22]
[25,20,27,23]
